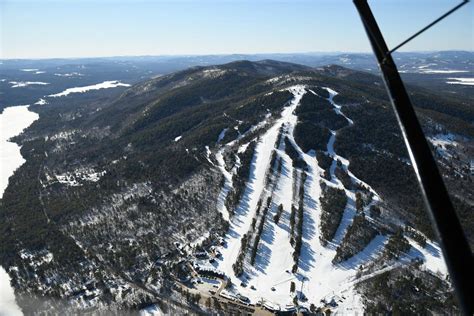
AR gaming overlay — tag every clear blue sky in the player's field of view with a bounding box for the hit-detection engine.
[1,0,472,59]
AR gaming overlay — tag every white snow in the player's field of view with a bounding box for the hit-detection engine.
[339,57,351,64]
[446,77,474,86]
[139,304,164,316]
[19,69,45,74]
[202,68,228,78]
[0,105,36,316]
[9,81,49,88]
[417,64,437,69]
[280,87,385,311]
[205,146,214,165]
[0,105,39,198]
[34,98,48,105]
[422,69,469,74]
[54,169,106,187]
[428,133,457,147]
[214,112,278,219]
[174,135,182,142]
[48,80,131,97]
[54,72,83,77]
[19,249,54,267]
[266,76,283,84]
[428,133,458,157]
[216,85,306,307]
[217,128,228,143]
[212,84,443,312]
[398,68,469,75]
[0,268,22,316]
[215,150,234,221]
[244,148,296,305]
[407,239,447,276]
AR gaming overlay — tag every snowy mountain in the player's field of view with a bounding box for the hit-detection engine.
[2,51,472,111]
[0,60,472,314]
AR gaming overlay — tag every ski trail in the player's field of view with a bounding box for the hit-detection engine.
[215,150,233,221]
[287,87,384,309]
[213,85,445,312]
[216,86,306,296]
[321,88,382,249]
[214,113,276,221]
[324,89,379,198]
[244,88,307,305]
[232,84,381,308]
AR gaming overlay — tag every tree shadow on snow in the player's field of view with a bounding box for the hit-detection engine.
[338,234,388,270]
[253,210,277,273]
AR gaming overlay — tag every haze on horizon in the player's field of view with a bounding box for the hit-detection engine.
[1,0,473,59]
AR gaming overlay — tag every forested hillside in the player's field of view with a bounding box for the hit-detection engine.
[1,60,472,314]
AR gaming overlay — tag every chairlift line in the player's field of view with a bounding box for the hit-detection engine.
[353,0,473,315]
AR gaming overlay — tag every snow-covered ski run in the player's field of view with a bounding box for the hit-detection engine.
[209,85,447,313]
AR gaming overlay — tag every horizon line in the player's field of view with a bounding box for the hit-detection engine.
[1,50,473,61]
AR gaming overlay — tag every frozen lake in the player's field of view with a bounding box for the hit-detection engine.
[0,268,22,316]
[0,105,38,316]
[0,105,39,198]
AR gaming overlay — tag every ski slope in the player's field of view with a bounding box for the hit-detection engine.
[215,86,306,292]
[212,85,448,312]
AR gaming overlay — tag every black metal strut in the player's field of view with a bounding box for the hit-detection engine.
[353,1,473,315]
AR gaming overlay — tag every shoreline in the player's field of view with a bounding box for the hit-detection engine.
[0,104,39,315]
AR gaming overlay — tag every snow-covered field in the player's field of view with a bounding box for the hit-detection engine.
[446,77,474,86]
[48,80,130,97]
[398,66,470,75]
[35,98,48,105]
[54,72,83,77]
[0,268,22,316]
[19,69,46,74]
[0,105,37,315]
[215,86,306,305]
[0,105,39,198]
[421,69,469,74]
[428,133,459,157]
[212,85,448,312]
[9,81,49,88]
[139,304,164,316]
[51,168,107,187]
